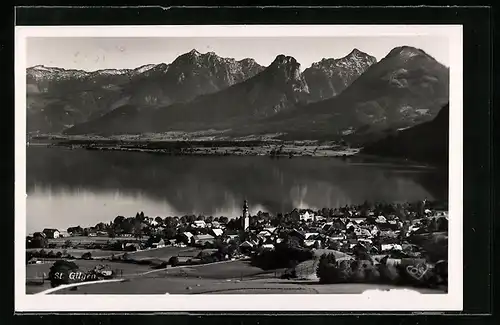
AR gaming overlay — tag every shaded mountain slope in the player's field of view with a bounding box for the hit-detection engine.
[360,103,449,165]
[241,46,449,139]
[64,55,310,135]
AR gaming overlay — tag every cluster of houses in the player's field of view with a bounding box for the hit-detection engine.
[27,200,448,260]
[160,203,449,257]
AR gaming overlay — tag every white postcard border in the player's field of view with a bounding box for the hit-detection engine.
[15,24,463,312]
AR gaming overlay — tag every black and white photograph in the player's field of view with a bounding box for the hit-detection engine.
[15,25,463,311]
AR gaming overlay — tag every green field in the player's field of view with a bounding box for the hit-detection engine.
[126,246,201,261]
[48,236,147,245]
[26,259,154,294]
[158,260,275,280]
[29,258,446,295]
[27,248,120,258]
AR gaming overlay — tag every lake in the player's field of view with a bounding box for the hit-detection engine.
[25,146,448,233]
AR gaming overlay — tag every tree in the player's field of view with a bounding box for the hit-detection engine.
[95,222,107,231]
[67,226,83,235]
[437,217,448,232]
[81,252,92,260]
[163,227,177,239]
[316,253,338,283]
[107,229,116,238]
[169,256,180,267]
[155,216,164,225]
[427,218,438,233]
[114,216,125,225]
[49,260,80,288]
[30,234,48,249]
[121,218,134,234]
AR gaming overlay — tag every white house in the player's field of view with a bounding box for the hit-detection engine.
[300,211,315,222]
[328,234,345,241]
[150,238,165,249]
[355,228,372,238]
[314,215,326,221]
[58,230,69,238]
[261,244,275,250]
[240,241,255,249]
[181,232,194,243]
[304,232,319,240]
[192,220,207,228]
[42,228,60,239]
[345,221,356,229]
[257,230,272,238]
[211,228,224,237]
[381,244,403,252]
[358,238,373,244]
[350,217,365,224]
[264,227,277,234]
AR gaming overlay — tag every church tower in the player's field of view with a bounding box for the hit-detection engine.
[242,199,250,231]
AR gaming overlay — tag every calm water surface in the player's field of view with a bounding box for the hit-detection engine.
[26,146,448,233]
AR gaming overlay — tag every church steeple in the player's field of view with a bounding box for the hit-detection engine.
[242,199,250,231]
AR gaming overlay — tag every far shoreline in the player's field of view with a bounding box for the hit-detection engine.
[27,134,445,169]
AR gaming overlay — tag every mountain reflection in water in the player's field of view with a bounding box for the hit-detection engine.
[26,146,448,232]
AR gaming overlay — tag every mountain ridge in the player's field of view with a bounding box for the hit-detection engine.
[28,46,449,141]
[64,54,312,135]
[27,50,265,133]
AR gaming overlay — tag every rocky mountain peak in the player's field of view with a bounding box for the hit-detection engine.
[269,55,302,80]
[386,46,429,60]
[303,49,377,101]
[188,49,201,56]
[271,54,299,68]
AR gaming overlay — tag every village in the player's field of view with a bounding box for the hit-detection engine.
[26,199,449,292]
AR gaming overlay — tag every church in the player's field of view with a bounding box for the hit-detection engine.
[242,199,250,231]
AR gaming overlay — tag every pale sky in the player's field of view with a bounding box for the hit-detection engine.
[27,36,449,71]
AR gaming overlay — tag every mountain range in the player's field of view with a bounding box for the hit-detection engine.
[27,46,449,141]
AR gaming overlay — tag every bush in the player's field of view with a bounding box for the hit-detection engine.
[81,252,92,260]
[377,256,401,283]
[251,241,315,270]
[350,259,379,283]
[397,260,435,287]
[48,260,80,288]
[334,260,354,283]
[153,261,168,269]
[316,253,338,283]
[169,256,179,267]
